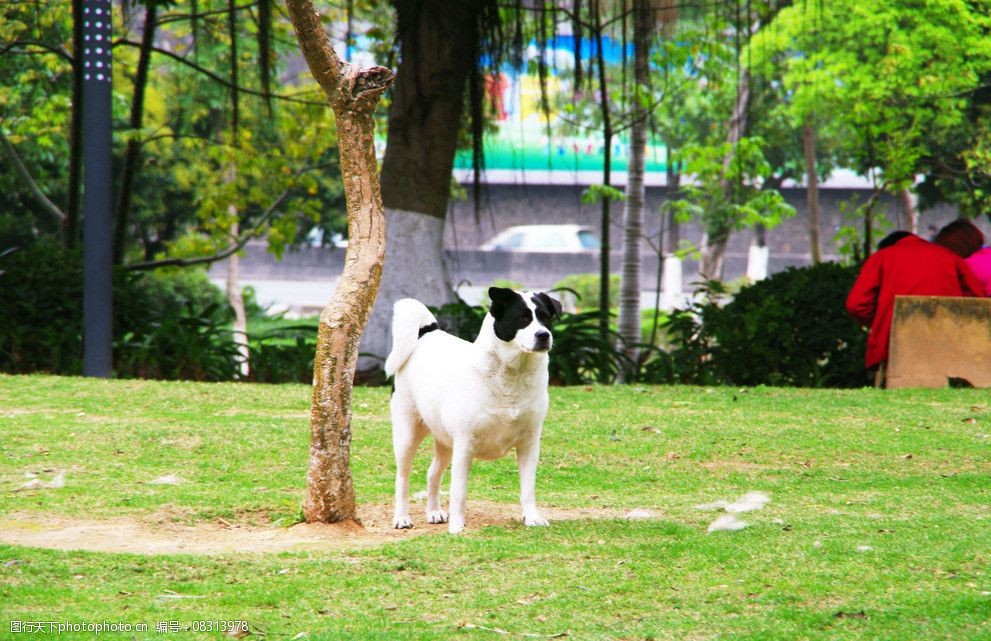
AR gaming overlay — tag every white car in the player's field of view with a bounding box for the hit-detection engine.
[480,225,600,252]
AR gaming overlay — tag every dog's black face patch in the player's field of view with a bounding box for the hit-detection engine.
[532,292,562,328]
[488,287,532,342]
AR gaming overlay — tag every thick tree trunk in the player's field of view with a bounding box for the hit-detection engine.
[618,0,652,363]
[360,0,484,368]
[699,68,750,281]
[285,0,393,524]
[803,116,822,263]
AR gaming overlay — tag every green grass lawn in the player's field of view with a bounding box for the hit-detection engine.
[1,375,989,640]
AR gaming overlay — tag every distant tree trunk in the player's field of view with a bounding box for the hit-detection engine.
[225,184,250,378]
[618,0,652,364]
[699,67,749,281]
[226,2,249,378]
[361,0,486,369]
[592,0,614,381]
[113,1,158,265]
[661,163,683,311]
[285,0,394,524]
[66,0,84,248]
[803,115,822,263]
[897,187,918,234]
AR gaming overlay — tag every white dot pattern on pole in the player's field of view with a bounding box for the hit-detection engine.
[82,0,112,83]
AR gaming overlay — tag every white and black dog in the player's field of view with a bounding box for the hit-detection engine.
[384,287,562,534]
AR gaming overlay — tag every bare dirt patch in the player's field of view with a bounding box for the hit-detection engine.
[0,502,628,556]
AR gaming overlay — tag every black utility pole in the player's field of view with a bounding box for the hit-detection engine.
[82,0,113,377]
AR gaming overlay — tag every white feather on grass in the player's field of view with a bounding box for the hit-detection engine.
[707,514,748,532]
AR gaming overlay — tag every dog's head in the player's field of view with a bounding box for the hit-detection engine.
[487,287,563,353]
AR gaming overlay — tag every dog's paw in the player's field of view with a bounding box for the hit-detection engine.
[523,513,550,527]
[393,515,413,529]
[427,509,449,524]
[447,518,466,535]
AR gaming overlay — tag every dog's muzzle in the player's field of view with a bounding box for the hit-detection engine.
[534,331,552,351]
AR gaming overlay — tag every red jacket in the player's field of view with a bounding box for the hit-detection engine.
[845,235,984,368]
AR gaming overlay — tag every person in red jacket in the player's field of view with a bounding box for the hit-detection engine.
[845,232,984,385]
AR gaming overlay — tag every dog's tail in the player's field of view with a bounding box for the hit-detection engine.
[384,299,439,377]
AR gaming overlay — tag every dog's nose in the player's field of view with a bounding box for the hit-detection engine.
[534,331,551,348]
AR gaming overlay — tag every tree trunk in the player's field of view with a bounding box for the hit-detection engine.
[618,0,652,363]
[113,1,158,265]
[226,200,250,379]
[285,0,393,524]
[225,3,249,379]
[66,0,84,248]
[699,67,750,281]
[897,187,918,234]
[592,0,614,382]
[803,115,822,263]
[661,165,683,311]
[360,0,485,368]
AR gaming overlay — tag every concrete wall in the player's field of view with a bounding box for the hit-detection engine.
[217,183,983,295]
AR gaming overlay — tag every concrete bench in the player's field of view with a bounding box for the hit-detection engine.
[887,296,991,389]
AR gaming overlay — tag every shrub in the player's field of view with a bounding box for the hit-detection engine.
[0,241,85,374]
[247,325,317,384]
[0,241,240,380]
[681,263,868,387]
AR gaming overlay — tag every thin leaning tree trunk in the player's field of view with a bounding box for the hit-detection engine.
[803,115,822,264]
[284,0,394,524]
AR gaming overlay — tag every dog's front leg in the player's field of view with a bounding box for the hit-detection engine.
[447,444,473,534]
[517,436,549,527]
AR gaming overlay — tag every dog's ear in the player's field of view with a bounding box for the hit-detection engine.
[488,287,515,316]
[535,292,563,320]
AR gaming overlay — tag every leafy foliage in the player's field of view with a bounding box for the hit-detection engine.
[0,240,239,380]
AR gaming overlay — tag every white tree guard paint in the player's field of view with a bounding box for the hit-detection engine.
[746,244,769,282]
[359,208,456,370]
[661,255,683,310]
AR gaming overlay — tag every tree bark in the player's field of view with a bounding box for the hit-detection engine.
[113,2,158,265]
[618,0,652,363]
[897,187,918,234]
[803,115,822,263]
[360,0,484,367]
[592,0,614,382]
[284,0,393,524]
[67,0,84,248]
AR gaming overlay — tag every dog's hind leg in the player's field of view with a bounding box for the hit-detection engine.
[425,440,451,524]
[391,393,427,529]
[517,435,549,527]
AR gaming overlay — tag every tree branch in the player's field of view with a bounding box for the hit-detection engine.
[124,186,291,271]
[113,39,330,107]
[0,127,66,224]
